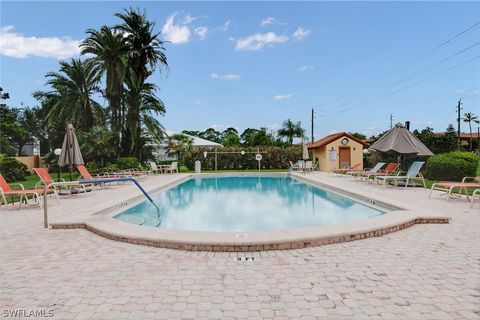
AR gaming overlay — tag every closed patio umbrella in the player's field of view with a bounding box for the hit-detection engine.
[58,123,84,180]
[368,123,433,156]
[302,142,309,160]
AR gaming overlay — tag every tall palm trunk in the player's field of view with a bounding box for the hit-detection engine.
[468,120,473,151]
[125,110,140,155]
[83,99,94,131]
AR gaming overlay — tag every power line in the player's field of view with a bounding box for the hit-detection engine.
[388,42,480,87]
[415,21,480,60]
[384,55,480,97]
[326,22,480,111]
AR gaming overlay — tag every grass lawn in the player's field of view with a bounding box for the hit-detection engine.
[1,172,79,205]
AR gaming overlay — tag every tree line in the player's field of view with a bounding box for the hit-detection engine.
[181,119,306,147]
[1,8,168,164]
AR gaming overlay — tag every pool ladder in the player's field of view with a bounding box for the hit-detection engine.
[43,178,160,228]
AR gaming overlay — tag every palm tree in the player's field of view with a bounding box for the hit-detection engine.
[114,8,168,155]
[81,125,117,166]
[115,8,168,84]
[463,112,479,151]
[33,59,101,131]
[80,26,129,136]
[123,72,166,156]
[277,119,306,145]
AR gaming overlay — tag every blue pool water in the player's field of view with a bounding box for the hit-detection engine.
[114,176,384,232]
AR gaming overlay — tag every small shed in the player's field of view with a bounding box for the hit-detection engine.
[307,132,368,171]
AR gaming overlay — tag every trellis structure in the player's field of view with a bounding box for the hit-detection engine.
[203,148,269,171]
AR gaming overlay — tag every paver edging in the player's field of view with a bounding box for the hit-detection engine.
[51,215,449,251]
[49,172,450,251]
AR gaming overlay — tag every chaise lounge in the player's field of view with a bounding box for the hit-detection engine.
[374,161,426,188]
[356,162,399,183]
[0,173,57,208]
[34,167,90,195]
[346,162,385,179]
[429,176,480,201]
[331,163,361,176]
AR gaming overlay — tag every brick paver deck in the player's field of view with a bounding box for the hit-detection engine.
[1,173,479,319]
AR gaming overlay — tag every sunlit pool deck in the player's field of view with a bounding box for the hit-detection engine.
[1,172,479,319]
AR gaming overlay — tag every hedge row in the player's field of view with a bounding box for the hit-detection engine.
[183,146,303,170]
[425,151,479,181]
[0,155,30,182]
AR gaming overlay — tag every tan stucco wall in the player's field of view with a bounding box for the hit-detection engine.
[310,136,364,171]
[15,156,46,173]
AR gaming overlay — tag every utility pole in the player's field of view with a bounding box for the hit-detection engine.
[390,114,393,129]
[311,108,315,142]
[457,99,462,149]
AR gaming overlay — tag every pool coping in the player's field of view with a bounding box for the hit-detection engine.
[50,172,450,251]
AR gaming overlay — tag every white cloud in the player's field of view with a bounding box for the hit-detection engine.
[0,25,81,59]
[194,26,208,40]
[223,20,232,31]
[223,74,240,81]
[235,32,288,51]
[195,100,202,105]
[260,17,277,26]
[260,17,286,26]
[161,13,191,44]
[292,27,311,41]
[265,123,280,131]
[273,94,291,100]
[210,73,240,80]
[412,120,433,126]
[455,88,479,96]
[329,129,338,134]
[362,127,378,137]
[208,124,236,131]
[182,14,197,25]
[298,65,314,71]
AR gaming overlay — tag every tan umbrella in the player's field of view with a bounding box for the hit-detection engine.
[58,123,84,180]
[369,123,433,156]
[302,142,309,160]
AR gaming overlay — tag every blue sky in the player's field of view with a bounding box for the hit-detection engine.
[1,1,479,139]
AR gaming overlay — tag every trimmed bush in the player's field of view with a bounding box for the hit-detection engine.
[425,151,479,181]
[0,156,30,182]
[116,157,140,170]
[183,146,302,170]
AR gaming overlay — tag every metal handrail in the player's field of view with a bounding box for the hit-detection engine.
[43,178,159,228]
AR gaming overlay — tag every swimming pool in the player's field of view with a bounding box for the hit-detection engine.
[114,176,384,232]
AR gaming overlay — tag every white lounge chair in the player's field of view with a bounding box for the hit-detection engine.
[289,161,302,172]
[304,161,313,172]
[471,189,480,208]
[374,161,426,189]
[165,162,179,174]
[148,161,163,174]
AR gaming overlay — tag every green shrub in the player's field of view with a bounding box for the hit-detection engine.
[183,146,302,170]
[0,156,30,182]
[102,164,119,173]
[116,157,139,170]
[425,151,479,181]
